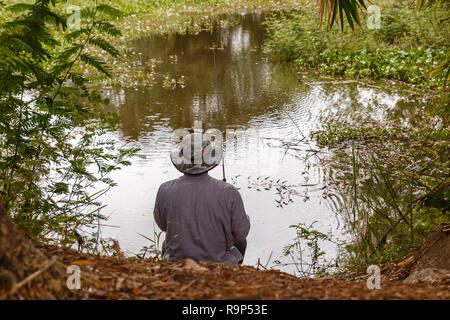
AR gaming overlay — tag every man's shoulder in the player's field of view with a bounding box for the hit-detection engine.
[157,177,182,191]
[208,176,239,193]
[158,174,239,193]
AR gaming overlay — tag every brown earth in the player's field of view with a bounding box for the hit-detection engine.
[0,201,67,299]
[0,202,449,300]
[1,242,449,300]
[45,245,450,300]
[404,224,450,284]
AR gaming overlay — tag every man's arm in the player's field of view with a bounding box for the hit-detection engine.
[153,185,167,232]
[230,187,250,256]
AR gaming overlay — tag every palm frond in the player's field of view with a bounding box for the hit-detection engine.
[428,54,450,87]
[318,0,366,30]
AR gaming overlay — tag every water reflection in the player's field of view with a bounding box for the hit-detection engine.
[106,13,298,140]
[99,13,430,275]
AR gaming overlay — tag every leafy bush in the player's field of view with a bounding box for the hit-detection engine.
[315,47,447,87]
[263,1,450,88]
[0,0,137,248]
[283,222,336,278]
[312,122,449,270]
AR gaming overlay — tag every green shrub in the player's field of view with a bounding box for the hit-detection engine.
[312,122,449,270]
[0,0,137,248]
[263,1,450,88]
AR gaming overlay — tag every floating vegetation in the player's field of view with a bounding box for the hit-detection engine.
[50,0,300,90]
[314,48,448,89]
[162,73,185,90]
[106,55,159,88]
[243,176,294,208]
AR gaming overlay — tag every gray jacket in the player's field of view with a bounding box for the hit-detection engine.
[153,173,250,265]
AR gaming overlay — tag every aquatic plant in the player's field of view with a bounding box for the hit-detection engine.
[312,119,449,270]
[282,221,336,278]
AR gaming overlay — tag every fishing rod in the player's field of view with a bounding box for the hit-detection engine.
[211,43,226,182]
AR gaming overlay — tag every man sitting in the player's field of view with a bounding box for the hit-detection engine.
[153,132,250,265]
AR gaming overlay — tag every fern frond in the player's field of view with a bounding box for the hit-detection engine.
[64,28,90,42]
[80,53,111,77]
[38,7,66,29]
[50,62,71,78]
[57,44,82,61]
[69,72,89,95]
[69,72,87,86]
[88,37,120,58]
[95,4,123,19]
[93,21,121,37]
[80,7,93,20]
[6,3,34,13]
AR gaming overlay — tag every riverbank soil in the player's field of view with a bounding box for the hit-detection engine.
[53,244,450,300]
[1,244,448,300]
[1,202,448,300]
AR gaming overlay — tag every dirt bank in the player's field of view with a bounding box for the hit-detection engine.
[1,244,447,300]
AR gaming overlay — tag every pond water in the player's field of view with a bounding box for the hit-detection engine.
[100,12,409,274]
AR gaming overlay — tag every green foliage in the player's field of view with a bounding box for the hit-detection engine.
[315,48,447,87]
[317,0,367,31]
[283,222,336,278]
[0,0,137,247]
[264,1,450,88]
[137,231,165,260]
[312,120,449,271]
[428,52,450,88]
[242,175,293,208]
